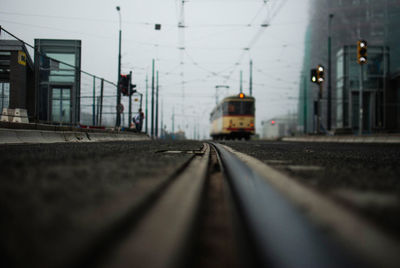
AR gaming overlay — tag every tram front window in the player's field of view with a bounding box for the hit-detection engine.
[223,101,254,115]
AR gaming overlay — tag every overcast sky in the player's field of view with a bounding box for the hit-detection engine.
[0,0,310,138]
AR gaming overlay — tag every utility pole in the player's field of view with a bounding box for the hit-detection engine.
[318,83,322,134]
[249,60,253,96]
[155,70,159,138]
[359,64,364,135]
[357,40,367,135]
[145,74,148,134]
[161,99,164,139]
[116,6,122,127]
[151,59,155,138]
[128,70,132,128]
[172,107,175,135]
[327,14,334,131]
[303,75,307,134]
[240,70,243,93]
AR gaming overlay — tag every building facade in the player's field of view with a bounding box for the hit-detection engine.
[336,45,389,132]
[0,40,34,117]
[298,0,400,133]
[34,39,81,125]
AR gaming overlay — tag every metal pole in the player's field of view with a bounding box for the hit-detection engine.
[155,70,159,138]
[327,14,334,131]
[359,64,364,135]
[128,71,132,128]
[318,83,322,134]
[99,79,104,126]
[96,96,100,125]
[151,59,155,138]
[145,74,148,134]
[215,86,218,105]
[172,107,175,134]
[92,76,96,126]
[240,70,243,93]
[303,75,307,134]
[116,31,122,127]
[249,60,253,96]
[116,7,122,127]
[161,99,164,139]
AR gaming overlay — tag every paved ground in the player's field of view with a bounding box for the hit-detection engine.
[0,140,203,268]
[2,139,400,267]
[220,140,400,240]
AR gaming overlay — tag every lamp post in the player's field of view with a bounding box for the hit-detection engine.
[116,6,122,127]
[327,14,334,131]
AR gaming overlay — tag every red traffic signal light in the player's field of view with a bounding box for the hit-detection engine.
[119,74,136,96]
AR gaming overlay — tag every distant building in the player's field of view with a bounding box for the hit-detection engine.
[261,114,297,139]
[298,0,400,133]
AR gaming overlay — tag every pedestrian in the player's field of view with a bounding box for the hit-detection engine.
[134,108,145,132]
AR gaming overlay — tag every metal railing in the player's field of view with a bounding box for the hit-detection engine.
[0,26,142,129]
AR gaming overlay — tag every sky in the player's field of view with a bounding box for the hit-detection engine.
[0,0,310,138]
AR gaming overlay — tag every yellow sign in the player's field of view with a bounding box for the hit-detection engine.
[18,51,26,66]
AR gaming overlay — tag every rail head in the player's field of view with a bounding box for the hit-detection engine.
[210,142,363,268]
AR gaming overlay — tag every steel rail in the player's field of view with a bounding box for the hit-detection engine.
[211,142,361,268]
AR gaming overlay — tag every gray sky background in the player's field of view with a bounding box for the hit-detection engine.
[0,0,309,138]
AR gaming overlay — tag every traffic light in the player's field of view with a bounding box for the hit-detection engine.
[130,84,137,96]
[119,74,130,96]
[357,40,367,64]
[310,69,317,83]
[317,65,324,83]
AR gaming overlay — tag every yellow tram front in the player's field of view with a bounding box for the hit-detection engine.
[210,93,255,140]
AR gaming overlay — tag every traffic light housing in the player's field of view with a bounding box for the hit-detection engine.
[357,40,367,64]
[119,74,130,96]
[310,69,317,83]
[317,65,324,84]
[130,84,137,96]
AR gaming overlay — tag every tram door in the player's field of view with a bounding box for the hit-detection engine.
[51,87,71,123]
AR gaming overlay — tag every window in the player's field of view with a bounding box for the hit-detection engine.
[223,101,254,115]
[0,83,10,112]
[46,53,75,83]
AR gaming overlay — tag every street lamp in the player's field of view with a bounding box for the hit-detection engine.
[116,6,122,127]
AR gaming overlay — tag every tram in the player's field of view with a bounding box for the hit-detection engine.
[210,93,255,140]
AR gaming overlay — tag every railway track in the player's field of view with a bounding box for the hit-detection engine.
[39,142,400,268]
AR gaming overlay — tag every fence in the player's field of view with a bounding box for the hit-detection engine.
[79,72,142,128]
[0,26,142,129]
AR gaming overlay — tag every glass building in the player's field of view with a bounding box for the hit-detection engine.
[336,45,389,131]
[298,0,400,133]
[34,39,81,125]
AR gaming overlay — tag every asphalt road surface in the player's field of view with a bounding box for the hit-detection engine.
[221,140,400,240]
[1,139,400,268]
[0,140,202,268]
